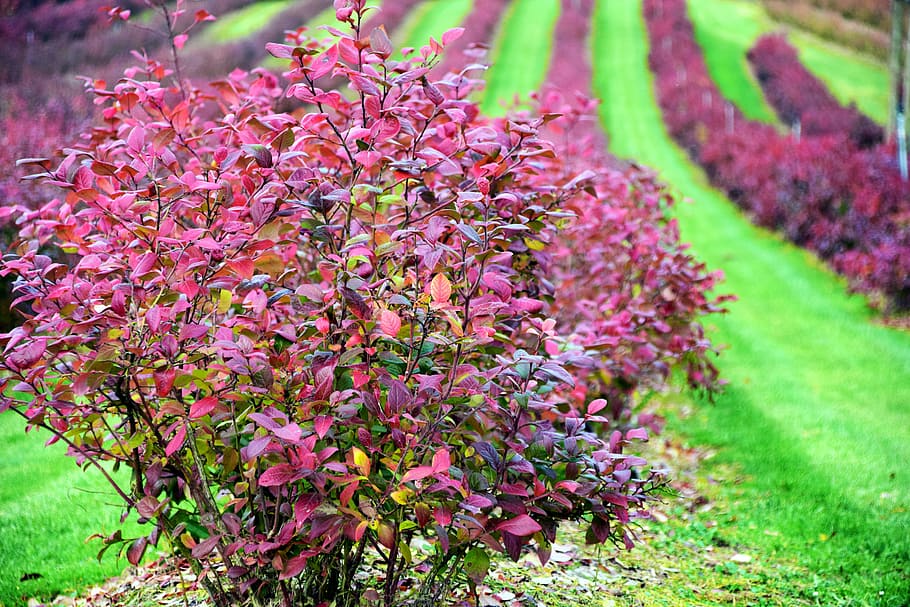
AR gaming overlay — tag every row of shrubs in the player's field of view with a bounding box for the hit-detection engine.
[747,33,883,148]
[0,1,727,605]
[644,0,910,311]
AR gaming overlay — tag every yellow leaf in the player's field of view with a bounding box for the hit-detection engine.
[391,488,412,505]
[217,289,232,314]
[352,447,370,476]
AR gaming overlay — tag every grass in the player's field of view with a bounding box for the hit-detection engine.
[199,0,296,43]
[0,416,137,607]
[591,0,910,603]
[686,0,888,125]
[480,0,560,116]
[686,0,777,124]
[395,0,473,50]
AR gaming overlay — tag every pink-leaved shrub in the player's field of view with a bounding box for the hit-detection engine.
[0,1,726,605]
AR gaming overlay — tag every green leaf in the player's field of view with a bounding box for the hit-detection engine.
[464,547,490,584]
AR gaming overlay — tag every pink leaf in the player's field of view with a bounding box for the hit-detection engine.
[429,273,452,304]
[441,27,464,46]
[189,396,218,419]
[173,34,188,50]
[379,310,401,338]
[431,448,450,473]
[495,514,542,537]
[314,415,332,439]
[165,424,186,456]
[625,427,649,441]
[401,466,435,484]
[274,423,302,443]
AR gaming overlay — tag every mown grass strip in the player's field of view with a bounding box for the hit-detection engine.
[0,416,137,607]
[686,0,777,123]
[592,0,910,603]
[395,0,473,50]
[480,0,560,116]
[200,0,296,43]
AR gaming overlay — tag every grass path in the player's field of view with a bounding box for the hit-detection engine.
[592,0,910,603]
[480,0,560,116]
[686,0,777,124]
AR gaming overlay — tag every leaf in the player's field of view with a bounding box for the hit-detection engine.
[189,396,218,419]
[401,466,435,484]
[431,448,450,473]
[495,514,542,537]
[352,447,370,476]
[242,144,273,168]
[464,547,490,584]
[429,273,452,304]
[266,42,296,59]
[455,222,482,245]
[190,534,221,558]
[441,27,464,46]
[126,537,147,566]
[217,289,232,314]
[165,424,186,456]
[369,26,393,57]
[279,553,309,580]
[259,464,298,487]
[379,309,401,337]
[587,398,607,415]
[314,415,332,439]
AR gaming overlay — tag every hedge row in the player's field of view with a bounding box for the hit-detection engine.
[644,0,910,310]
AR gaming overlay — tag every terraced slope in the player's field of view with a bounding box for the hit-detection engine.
[592,0,910,602]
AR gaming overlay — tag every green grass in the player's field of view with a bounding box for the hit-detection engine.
[0,416,136,607]
[686,0,888,125]
[396,0,473,50]
[480,0,560,116]
[200,0,296,43]
[591,0,910,603]
[686,0,776,124]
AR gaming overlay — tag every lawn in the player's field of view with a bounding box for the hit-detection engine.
[592,0,910,603]
[0,416,137,606]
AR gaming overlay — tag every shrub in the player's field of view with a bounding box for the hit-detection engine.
[747,33,882,148]
[0,2,729,605]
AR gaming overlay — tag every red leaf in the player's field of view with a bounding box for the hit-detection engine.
[314,415,332,439]
[190,534,221,558]
[154,369,176,397]
[189,396,218,419]
[259,463,298,487]
[431,448,450,473]
[165,424,186,456]
[126,537,147,566]
[279,553,309,580]
[495,514,542,537]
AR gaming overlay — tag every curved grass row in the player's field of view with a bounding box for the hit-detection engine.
[592,0,910,603]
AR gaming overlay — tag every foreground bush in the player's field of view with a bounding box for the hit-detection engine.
[0,1,725,605]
